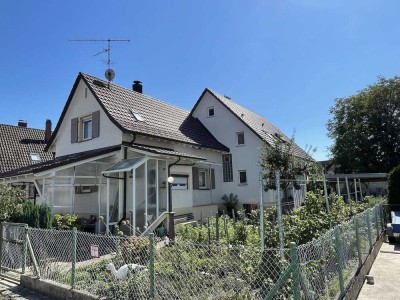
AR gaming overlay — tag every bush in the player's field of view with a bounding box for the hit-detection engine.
[20,202,53,228]
[0,184,26,223]
[221,193,238,216]
[388,165,400,208]
[53,213,79,229]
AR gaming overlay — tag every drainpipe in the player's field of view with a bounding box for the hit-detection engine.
[123,147,127,219]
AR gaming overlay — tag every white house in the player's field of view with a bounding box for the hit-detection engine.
[0,72,310,234]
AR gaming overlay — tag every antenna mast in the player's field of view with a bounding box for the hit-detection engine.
[70,38,130,84]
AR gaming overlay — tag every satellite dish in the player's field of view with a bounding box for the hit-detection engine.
[105,68,115,81]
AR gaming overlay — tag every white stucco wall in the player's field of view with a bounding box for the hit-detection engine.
[51,79,122,157]
[192,91,272,206]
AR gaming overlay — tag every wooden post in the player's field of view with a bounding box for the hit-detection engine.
[323,175,330,213]
[207,218,211,244]
[358,179,364,202]
[336,177,341,197]
[345,177,352,212]
[354,178,358,203]
[22,224,28,274]
[354,218,363,267]
[366,211,373,251]
[168,212,175,240]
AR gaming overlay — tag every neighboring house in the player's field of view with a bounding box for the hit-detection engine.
[0,121,54,198]
[0,73,310,233]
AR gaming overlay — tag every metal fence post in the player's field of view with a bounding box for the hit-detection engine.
[289,242,301,300]
[374,207,380,240]
[22,224,28,274]
[334,227,345,295]
[149,233,155,298]
[366,211,373,250]
[354,217,363,267]
[0,223,3,275]
[71,227,77,289]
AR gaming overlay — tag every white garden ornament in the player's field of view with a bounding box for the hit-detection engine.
[106,262,146,280]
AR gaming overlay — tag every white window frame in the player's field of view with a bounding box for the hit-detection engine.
[207,107,215,118]
[236,131,245,146]
[30,153,41,162]
[238,170,247,185]
[171,175,189,190]
[198,169,209,189]
[80,115,92,141]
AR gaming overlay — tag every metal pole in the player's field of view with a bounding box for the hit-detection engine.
[71,227,77,289]
[374,206,380,240]
[22,225,28,274]
[334,227,345,295]
[149,233,155,298]
[260,172,265,251]
[336,177,341,197]
[0,224,3,275]
[359,179,364,202]
[276,170,284,259]
[354,178,358,203]
[354,217,363,267]
[323,175,330,213]
[366,211,373,250]
[345,177,352,212]
[289,242,301,300]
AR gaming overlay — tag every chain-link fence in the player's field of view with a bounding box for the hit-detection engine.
[0,202,385,299]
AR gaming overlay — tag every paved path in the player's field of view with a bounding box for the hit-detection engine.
[358,241,400,300]
[0,279,49,300]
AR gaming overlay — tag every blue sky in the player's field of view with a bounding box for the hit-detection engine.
[1,0,399,161]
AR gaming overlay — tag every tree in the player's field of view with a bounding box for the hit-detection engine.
[327,76,400,173]
[259,134,321,199]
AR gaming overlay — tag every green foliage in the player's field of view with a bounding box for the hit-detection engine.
[221,193,238,214]
[177,191,381,248]
[53,213,79,229]
[19,202,53,228]
[0,184,26,223]
[388,165,400,207]
[327,76,400,173]
[260,135,322,197]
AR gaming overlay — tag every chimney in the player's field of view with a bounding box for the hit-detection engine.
[45,119,52,143]
[18,120,27,127]
[133,80,143,93]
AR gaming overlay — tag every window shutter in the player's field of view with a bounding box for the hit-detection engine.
[210,168,215,189]
[71,118,78,143]
[192,167,199,190]
[92,110,100,138]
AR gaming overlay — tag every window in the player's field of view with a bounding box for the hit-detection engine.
[238,170,247,184]
[222,154,233,182]
[208,107,215,117]
[81,115,92,141]
[199,170,207,189]
[30,153,41,162]
[171,175,189,190]
[237,132,245,145]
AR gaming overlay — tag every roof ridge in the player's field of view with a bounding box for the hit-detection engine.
[0,123,46,132]
[80,72,191,115]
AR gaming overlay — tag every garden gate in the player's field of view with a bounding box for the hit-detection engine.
[0,223,39,281]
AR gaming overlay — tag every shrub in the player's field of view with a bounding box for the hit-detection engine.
[388,165,400,208]
[0,184,26,222]
[53,213,79,229]
[20,202,53,228]
[221,193,238,215]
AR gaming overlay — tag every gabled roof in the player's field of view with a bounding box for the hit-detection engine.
[191,88,312,160]
[0,124,54,174]
[46,73,229,153]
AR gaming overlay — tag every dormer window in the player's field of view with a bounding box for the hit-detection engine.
[208,107,215,117]
[30,153,41,162]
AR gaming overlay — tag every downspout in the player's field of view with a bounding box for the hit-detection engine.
[123,147,127,219]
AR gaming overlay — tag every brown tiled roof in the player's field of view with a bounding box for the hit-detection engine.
[0,124,54,174]
[192,89,312,160]
[47,73,229,153]
[128,143,206,160]
[0,145,120,178]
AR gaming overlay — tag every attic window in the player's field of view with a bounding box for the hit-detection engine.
[130,109,144,122]
[208,107,215,117]
[30,153,41,162]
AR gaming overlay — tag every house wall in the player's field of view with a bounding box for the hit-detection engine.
[192,91,272,206]
[51,79,122,157]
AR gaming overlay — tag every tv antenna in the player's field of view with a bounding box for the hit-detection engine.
[70,38,130,83]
